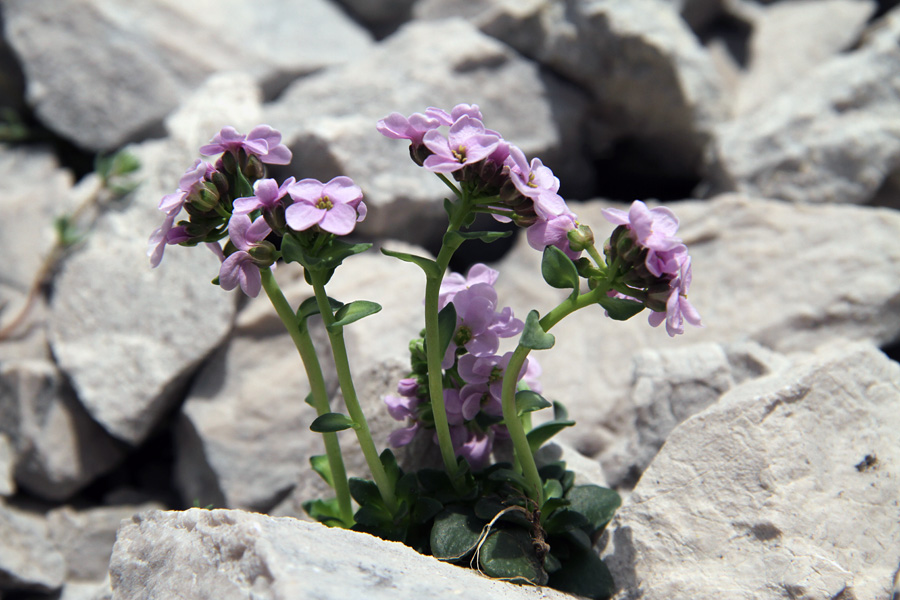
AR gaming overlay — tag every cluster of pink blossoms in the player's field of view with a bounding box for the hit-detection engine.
[377,104,580,259]
[148,126,367,297]
[384,264,539,469]
[602,201,701,336]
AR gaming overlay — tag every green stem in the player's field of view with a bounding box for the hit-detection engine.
[499,283,612,505]
[422,190,473,486]
[307,269,399,513]
[260,270,354,526]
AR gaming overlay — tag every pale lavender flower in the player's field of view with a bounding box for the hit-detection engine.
[648,257,702,336]
[426,104,483,126]
[384,393,419,421]
[506,146,566,215]
[199,125,292,165]
[439,263,499,309]
[459,382,501,421]
[396,377,419,397]
[458,351,529,400]
[148,160,214,267]
[526,211,580,259]
[147,212,177,268]
[456,429,493,470]
[285,176,367,236]
[602,200,684,277]
[233,177,295,214]
[388,422,421,447]
[442,283,502,368]
[422,116,501,174]
[218,215,272,297]
[376,112,441,145]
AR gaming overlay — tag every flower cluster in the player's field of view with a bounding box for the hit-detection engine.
[377,104,580,259]
[601,201,701,336]
[384,264,537,469]
[148,125,367,297]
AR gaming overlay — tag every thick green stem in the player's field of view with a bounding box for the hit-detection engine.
[499,284,612,506]
[308,269,399,513]
[422,194,472,485]
[260,269,354,526]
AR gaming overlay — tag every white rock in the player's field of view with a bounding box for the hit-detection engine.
[707,12,900,204]
[603,342,900,600]
[735,0,877,115]
[48,504,161,583]
[493,195,900,453]
[476,0,729,175]
[60,578,113,600]
[265,18,587,243]
[109,508,576,600]
[0,500,66,593]
[0,359,125,500]
[0,435,13,497]
[2,0,373,150]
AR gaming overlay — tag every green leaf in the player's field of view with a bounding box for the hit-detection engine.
[296,296,344,326]
[437,302,457,359]
[319,240,372,271]
[553,401,569,422]
[487,468,529,491]
[479,528,548,585]
[596,295,645,321]
[526,420,576,453]
[303,393,315,408]
[329,300,382,330]
[309,455,335,488]
[380,448,401,487]
[543,509,590,535]
[353,503,393,529]
[540,497,570,516]
[520,310,555,350]
[381,247,440,279]
[542,478,564,501]
[443,230,512,246]
[430,506,484,562]
[563,527,593,552]
[541,245,580,291]
[565,485,622,534]
[548,546,615,600]
[349,477,384,508]
[309,413,357,433]
[281,233,307,266]
[302,497,346,527]
[515,390,552,416]
[411,496,443,525]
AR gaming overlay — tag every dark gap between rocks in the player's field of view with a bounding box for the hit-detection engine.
[697,10,752,69]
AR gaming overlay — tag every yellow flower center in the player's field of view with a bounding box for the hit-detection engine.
[316,195,333,210]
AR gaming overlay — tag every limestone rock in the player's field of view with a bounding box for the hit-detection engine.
[706,11,900,204]
[48,504,161,583]
[492,195,900,454]
[2,0,372,150]
[0,435,12,497]
[477,0,728,176]
[265,18,589,245]
[603,342,900,600]
[109,508,575,600]
[0,501,65,593]
[0,360,125,500]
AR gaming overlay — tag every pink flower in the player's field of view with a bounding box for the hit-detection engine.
[439,263,499,309]
[376,112,441,146]
[422,116,501,174]
[148,160,215,267]
[425,104,483,126]
[199,125,292,165]
[285,176,367,236]
[602,200,684,277]
[648,257,702,336]
[233,177,295,214]
[526,211,580,259]
[218,215,272,297]
[506,146,568,218]
[458,351,529,400]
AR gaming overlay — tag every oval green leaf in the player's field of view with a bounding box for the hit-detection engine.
[596,295,645,321]
[309,412,357,433]
[515,390,552,416]
[548,546,615,600]
[430,506,485,562]
[329,300,382,330]
[526,420,576,453]
[565,485,622,534]
[520,310,555,350]
[380,247,440,279]
[479,528,548,585]
[541,245,580,291]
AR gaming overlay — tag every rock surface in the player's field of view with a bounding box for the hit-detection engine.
[0,501,66,593]
[109,508,576,600]
[603,342,900,600]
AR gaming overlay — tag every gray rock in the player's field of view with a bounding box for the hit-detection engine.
[476,0,728,175]
[109,508,576,599]
[48,504,161,583]
[706,11,900,204]
[735,0,877,115]
[0,360,124,500]
[333,0,417,38]
[2,0,373,150]
[600,341,791,488]
[603,342,900,600]
[0,435,13,497]
[265,17,589,245]
[492,195,900,454]
[59,578,112,600]
[0,501,66,593]
[176,243,428,512]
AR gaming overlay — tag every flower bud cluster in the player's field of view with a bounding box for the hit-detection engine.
[384,264,539,469]
[148,125,367,297]
[377,104,581,260]
[601,201,702,336]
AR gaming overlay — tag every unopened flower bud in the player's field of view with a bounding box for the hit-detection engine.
[410,143,432,167]
[194,181,222,212]
[211,171,229,197]
[221,151,237,174]
[248,240,276,267]
[242,154,265,181]
[567,224,594,252]
[264,203,287,234]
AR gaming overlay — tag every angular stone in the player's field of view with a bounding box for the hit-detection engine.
[109,508,575,599]
[492,195,900,453]
[0,501,65,593]
[603,342,900,600]
[265,18,589,245]
[707,12,900,204]
[735,0,877,115]
[0,359,125,500]
[176,243,429,512]
[47,504,161,583]
[476,0,728,175]
[2,0,372,150]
